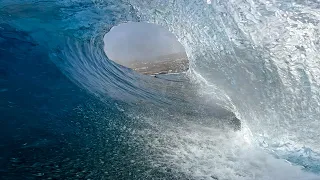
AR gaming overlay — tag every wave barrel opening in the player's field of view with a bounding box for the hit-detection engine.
[103,22,189,75]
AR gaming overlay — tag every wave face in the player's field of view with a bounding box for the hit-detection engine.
[1,0,320,179]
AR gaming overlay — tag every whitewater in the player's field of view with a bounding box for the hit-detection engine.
[1,0,320,179]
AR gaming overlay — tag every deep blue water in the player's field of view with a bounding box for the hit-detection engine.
[1,0,320,179]
[0,23,124,179]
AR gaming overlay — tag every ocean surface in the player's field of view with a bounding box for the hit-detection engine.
[1,0,320,179]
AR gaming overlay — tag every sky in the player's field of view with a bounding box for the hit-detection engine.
[103,22,186,66]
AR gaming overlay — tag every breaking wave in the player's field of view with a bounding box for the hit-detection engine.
[1,0,320,179]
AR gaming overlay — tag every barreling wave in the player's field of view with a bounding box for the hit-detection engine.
[1,0,320,179]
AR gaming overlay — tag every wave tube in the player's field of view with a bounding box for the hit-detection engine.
[1,0,320,179]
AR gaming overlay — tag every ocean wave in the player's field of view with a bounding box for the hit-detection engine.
[1,0,320,179]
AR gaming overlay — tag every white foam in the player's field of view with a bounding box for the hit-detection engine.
[133,116,318,180]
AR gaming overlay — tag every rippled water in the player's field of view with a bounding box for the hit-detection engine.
[1,0,320,179]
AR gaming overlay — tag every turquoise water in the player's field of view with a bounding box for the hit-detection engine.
[1,0,320,179]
